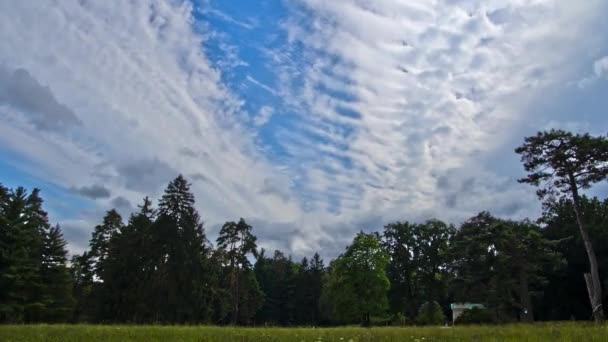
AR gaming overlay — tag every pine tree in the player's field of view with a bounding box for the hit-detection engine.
[516,130,608,321]
[217,218,261,324]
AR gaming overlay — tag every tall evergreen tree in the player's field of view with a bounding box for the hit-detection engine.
[89,209,123,280]
[70,251,94,322]
[255,249,298,325]
[0,187,45,322]
[40,224,75,321]
[152,175,208,323]
[293,253,324,325]
[102,197,155,322]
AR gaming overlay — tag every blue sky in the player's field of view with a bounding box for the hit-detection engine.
[1,0,607,257]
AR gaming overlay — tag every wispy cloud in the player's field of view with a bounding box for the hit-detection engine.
[246,75,278,96]
[0,0,302,252]
[1,0,607,258]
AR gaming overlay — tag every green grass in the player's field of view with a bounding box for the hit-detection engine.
[0,323,606,341]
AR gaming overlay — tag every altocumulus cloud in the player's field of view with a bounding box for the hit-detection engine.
[0,0,607,258]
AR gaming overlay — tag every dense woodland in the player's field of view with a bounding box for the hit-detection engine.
[1,130,607,325]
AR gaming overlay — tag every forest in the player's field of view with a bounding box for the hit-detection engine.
[1,129,607,326]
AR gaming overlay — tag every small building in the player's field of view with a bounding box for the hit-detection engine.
[450,303,484,324]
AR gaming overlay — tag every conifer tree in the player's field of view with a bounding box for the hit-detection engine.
[0,187,46,322]
[89,209,123,280]
[153,175,208,322]
[217,218,261,324]
[40,224,75,321]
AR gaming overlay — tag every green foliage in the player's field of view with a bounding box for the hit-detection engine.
[39,224,75,322]
[515,129,608,204]
[382,220,454,319]
[516,130,608,322]
[0,185,73,323]
[449,212,560,322]
[322,232,390,326]
[217,218,261,324]
[537,196,608,320]
[415,301,444,326]
[89,209,123,280]
[3,128,608,327]
[455,307,496,325]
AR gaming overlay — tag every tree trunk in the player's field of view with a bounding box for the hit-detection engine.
[518,267,533,322]
[569,175,604,322]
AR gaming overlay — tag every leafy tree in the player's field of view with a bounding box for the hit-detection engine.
[383,220,454,320]
[415,301,444,325]
[322,232,390,326]
[450,212,521,321]
[515,130,608,321]
[217,218,260,324]
[450,212,561,322]
[492,219,560,322]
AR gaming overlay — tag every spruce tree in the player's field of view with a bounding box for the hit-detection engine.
[0,187,46,322]
[153,175,208,323]
[70,251,94,322]
[89,209,123,280]
[102,197,156,322]
[40,224,75,321]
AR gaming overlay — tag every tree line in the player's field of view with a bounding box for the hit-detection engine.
[0,129,607,325]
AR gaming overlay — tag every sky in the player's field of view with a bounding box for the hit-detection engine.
[1,0,607,258]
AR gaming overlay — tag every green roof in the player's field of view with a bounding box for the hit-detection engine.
[450,303,485,310]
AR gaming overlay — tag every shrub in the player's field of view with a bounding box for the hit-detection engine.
[390,312,412,326]
[455,307,495,325]
[416,301,444,325]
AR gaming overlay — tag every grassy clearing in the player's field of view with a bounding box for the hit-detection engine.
[0,323,606,341]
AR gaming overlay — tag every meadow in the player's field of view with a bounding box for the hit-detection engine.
[1,323,607,342]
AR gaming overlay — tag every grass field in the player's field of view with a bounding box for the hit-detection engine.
[0,323,606,341]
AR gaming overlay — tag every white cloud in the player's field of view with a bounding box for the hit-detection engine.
[253,106,274,127]
[1,0,607,258]
[262,0,607,254]
[578,55,608,88]
[0,0,302,251]
[594,56,608,78]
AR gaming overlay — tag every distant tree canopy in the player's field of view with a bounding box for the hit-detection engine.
[1,130,607,325]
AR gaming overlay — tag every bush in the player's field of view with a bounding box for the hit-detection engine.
[454,307,495,325]
[416,301,444,325]
[390,312,412,326]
